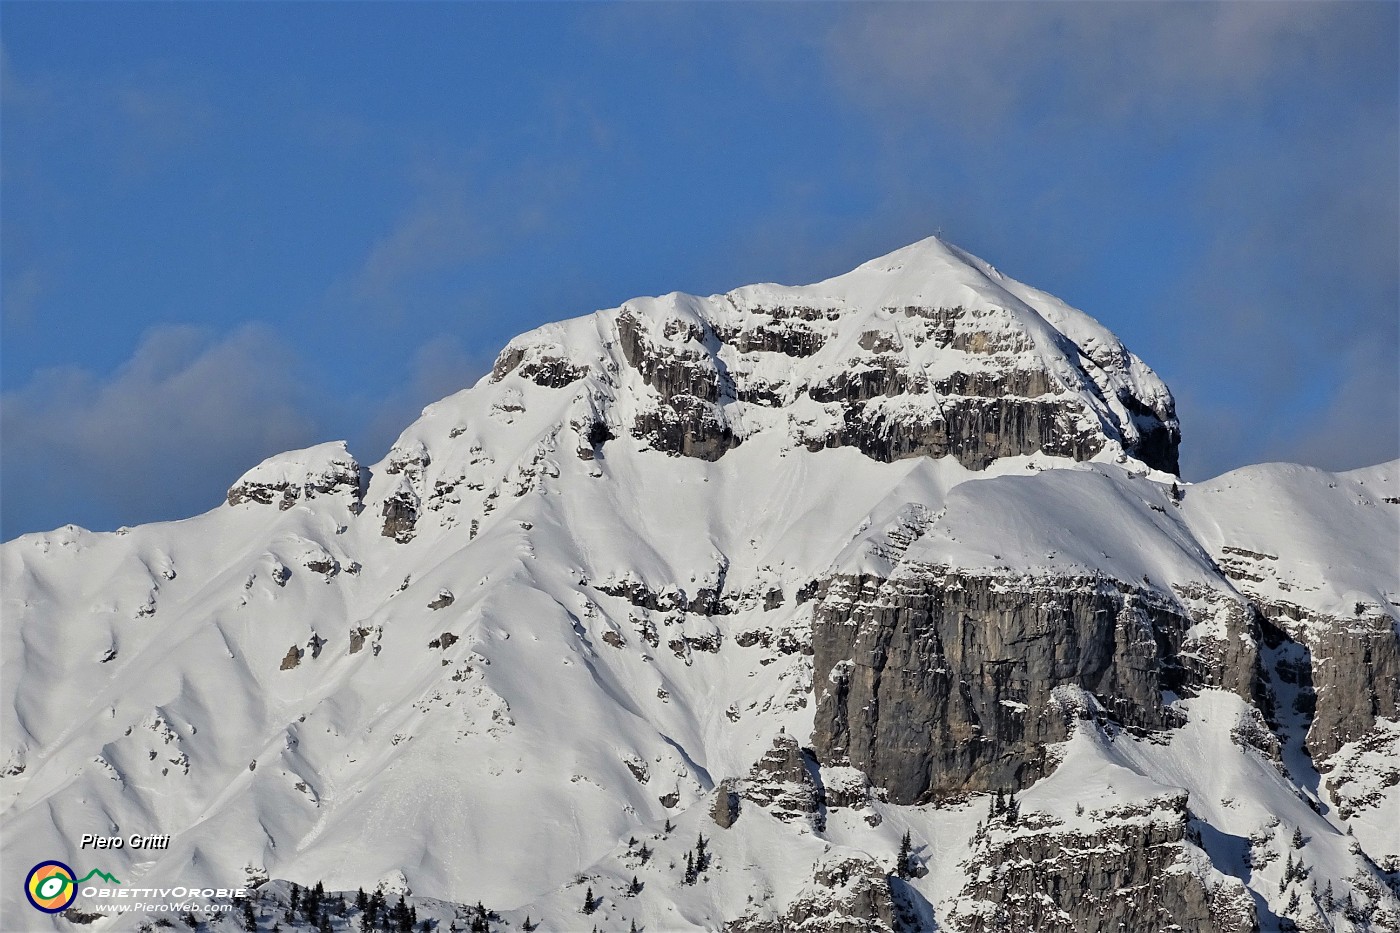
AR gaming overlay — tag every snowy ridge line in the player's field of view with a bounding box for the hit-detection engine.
[2,237,1396,932]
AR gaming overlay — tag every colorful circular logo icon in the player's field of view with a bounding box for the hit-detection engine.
[25,861,77,913]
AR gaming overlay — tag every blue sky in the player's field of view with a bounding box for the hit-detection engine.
[2,2,1396,538]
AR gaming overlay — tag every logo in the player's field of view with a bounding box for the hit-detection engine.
[24,861,121,913]
[25,861,77,913]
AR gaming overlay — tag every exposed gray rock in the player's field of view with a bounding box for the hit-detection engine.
[384,442,430,477]
[226,451,364,511]
[381,487,420,543]
[741,733,825,831]
[817,393,1106,470]
[348,627,372,655]
[608,301,1180,473]
[950,792,1257,933]
[821,766,883,826]
[711,778,741,829]
[1298,615,1399,763]
[812,570,1263,802]
[725,852,919,933]
[490,345,590,387]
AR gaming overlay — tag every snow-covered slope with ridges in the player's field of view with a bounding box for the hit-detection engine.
[2,237,1395,933]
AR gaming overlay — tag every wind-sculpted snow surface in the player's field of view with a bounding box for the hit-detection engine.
[2,238,1396,932]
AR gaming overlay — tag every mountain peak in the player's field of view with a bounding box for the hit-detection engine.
[483,235,1181,475]
[4,234,1397,933]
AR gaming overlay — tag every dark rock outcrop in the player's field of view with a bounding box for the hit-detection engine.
[381,486,420,543]
[490,345,589,388]
[606,298,1180,473]
[812,570,1262,802]
[1295,615,1399,762]
[711,779,741,829]
[226,448,364,511]
[725,852,920,933]
[951,793,1257,933]
[816,394,1105,469]
[741,733,824,830]
[617,310,742,461]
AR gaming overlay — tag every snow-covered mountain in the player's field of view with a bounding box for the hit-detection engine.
[3,237,1396,933]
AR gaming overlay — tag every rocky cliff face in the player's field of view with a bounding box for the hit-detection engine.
[1257,606,1400,764]
[950,793,1258,933]
[490,237,1183,475]
[811,569,1263,802]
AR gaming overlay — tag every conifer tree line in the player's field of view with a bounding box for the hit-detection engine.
[896,830,914,880]
[680,833,711,885]
[987,789,1019,826]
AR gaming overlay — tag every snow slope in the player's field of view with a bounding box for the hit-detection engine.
[2,237,1395,932]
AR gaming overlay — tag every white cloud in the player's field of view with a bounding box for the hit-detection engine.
[823,4,1368,129]
[1,325,323,536]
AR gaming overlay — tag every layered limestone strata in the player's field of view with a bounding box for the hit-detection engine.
[490,236,1183,475]
[811,570,1262,802]
[950,793,1258,933]
[597,301,1178,471]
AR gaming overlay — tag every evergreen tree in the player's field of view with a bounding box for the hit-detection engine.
[629,875,643,896]
[1292,827,1304,849]
[318,913,333,933]
[581,886,598,915]
[664,818,673,834]
[242,898,258,931]
[291,883,302,914]
[995,790,1005,815]
[638,843,652,864]
[897,830,913,879]
[357,888,369,912]
[630,922,639,933]
[1323,881,1334,912]
[683,851,696,885]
